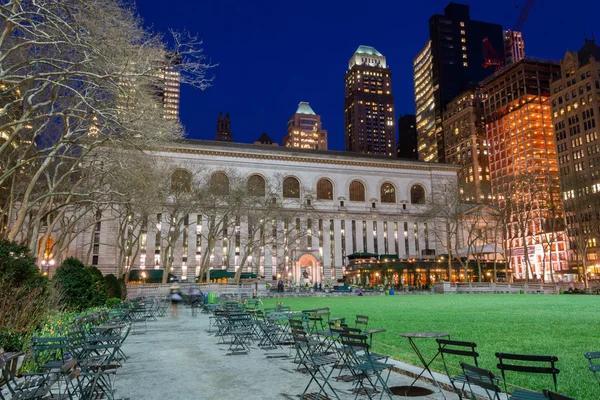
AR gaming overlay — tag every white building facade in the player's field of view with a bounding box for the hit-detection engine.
[60,140,460,284]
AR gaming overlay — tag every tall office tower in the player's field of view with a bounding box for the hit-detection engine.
[215,111,233,142]
[414,2,503,162]
[344,45,396,157]
[550,38,600,276]
[414,42,436,161]
[283,102,327,150]
[442,87,491,203]
[156,61,180,120]
[504,30,526,65]
[481,59,568,281]
[397,114,418,160]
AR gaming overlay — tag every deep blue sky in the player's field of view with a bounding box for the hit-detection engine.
[137,0,599,151]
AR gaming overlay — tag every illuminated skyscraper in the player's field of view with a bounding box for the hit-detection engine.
[344,46,396,157]
[414,3,503,162]
[481,59,568,281]
[155,60,180,120]
[550,38,600,276]
[283,102,327,150]
[442,87,491,203]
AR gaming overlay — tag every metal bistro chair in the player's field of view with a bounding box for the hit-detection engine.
[437,338,480,399]
[543,389,576,400]
[339,332,393,400]
[292,330,341,400]
[459,362,503,400]
[496,352,560,400]
[584,351,600,388]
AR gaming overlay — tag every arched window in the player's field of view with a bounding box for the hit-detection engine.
[349,180,365,202]
[380,182,396,203]
[171,169,192,192]
[210,172,229,195]
[411,184,426,204]
[283,177,300,198]
[247,174,266,196]
[316,179,333,200]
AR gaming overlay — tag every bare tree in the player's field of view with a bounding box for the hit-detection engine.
[0,0,214,245]
[421,180,464,281]
[561,173,600,289]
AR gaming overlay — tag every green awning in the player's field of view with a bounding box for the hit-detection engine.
[200,269,234,279]
[348,252,378,260]
[378,254,399,261]
[126,269,174,283]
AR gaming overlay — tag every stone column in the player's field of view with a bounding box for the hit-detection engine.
[323,219,331,281]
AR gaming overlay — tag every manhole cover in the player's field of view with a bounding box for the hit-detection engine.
[389,386,434,397]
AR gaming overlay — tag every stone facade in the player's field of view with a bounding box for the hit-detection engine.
[56,140,460,284]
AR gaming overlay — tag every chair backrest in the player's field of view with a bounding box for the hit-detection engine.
[460,362,503,400]
[355,315,369,330]
[584,351,600,386]
[436,338,479,378]
[543,389,576,400]
[496,352,560,393]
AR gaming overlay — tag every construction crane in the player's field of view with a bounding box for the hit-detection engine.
[482,0,535,70]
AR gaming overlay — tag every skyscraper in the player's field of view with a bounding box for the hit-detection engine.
[550,38,600,276]
[397,114,418,160]
[283,102,327,150]
[442,87,491,203]
[414,2,504,163]
[344,46,396,157]
[481,59,568,281]
[215,111,233,142]
[155,59,180,120]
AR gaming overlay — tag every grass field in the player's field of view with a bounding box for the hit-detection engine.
[262,294,600,399]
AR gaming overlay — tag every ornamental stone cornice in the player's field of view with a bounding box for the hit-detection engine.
[148,140,460,173]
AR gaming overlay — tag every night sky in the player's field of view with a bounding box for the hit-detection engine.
[136,0,600,151]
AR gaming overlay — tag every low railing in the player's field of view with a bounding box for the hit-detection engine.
[434,281,599,294]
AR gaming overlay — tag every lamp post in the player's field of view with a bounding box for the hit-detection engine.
[41,260,48,276]
[141,271,147,285]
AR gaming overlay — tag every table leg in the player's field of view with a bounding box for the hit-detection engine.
[406,338,447,400]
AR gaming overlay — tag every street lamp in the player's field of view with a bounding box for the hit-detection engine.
[41,259,48,276]
[141,271,147,285]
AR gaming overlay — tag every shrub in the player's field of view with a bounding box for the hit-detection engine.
[105,297,122,308]
[88,266,107,306]
[53,257,94,310]
[0,329,26,352]
[104,274,122,299]
[0,240,53,336]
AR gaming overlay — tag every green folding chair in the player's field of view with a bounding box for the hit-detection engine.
[496,352,560,400]
[543,389,576,400]
[437,338,480,399]
[460,362,503,400]
[584,351,600,388]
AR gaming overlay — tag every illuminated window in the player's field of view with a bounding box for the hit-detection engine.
[461,38,466,43]
[463,62,468,67]
[316,178,334,200]
[283,177,300,198]
[210,172,229,195]
[410,185,426,204]
[380,182,396,203]
[349,181,365,202]
[247,174,266,196]
[171,169,192,192]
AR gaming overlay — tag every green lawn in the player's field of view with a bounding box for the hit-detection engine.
[262,294,600,399]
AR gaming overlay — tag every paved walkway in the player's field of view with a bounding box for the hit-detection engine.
[115,308,459,400]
